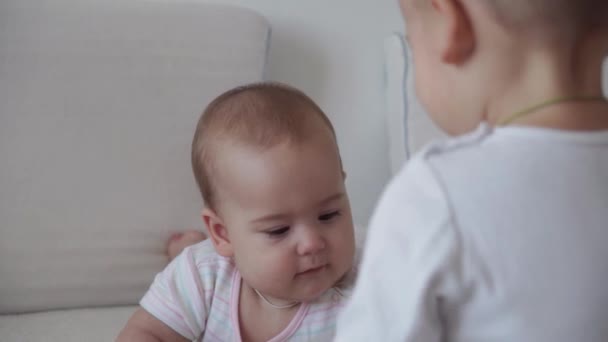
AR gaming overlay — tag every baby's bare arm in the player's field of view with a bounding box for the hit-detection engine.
[117,307,189,342]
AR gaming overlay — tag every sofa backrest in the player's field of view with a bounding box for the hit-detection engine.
[0,0,270,314]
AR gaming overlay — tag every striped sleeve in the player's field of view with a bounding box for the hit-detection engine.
[141,246,210,340]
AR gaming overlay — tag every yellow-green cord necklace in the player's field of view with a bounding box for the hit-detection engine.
[498,95,607,126]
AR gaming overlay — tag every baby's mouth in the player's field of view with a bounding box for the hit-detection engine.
[297,264,327,276]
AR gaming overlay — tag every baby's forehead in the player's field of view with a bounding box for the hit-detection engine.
[211,133,339,175]
[212,139,343,201]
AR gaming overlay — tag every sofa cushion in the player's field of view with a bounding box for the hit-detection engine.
[0,306,137,341]
[0,0,270,314]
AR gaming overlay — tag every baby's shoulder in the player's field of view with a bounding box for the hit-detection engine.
[413,123,494,164]
[175,239,236,285]
[395,123,498,191]
[181,238,222,260]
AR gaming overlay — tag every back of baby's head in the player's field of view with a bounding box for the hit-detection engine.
[483,0,608,39]
[191,82,337,209]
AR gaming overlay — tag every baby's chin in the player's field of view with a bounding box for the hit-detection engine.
[294,288,331,303]
[295,269,349,302]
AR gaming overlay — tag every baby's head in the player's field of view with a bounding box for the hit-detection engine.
[400,0,608,134]
[192,83,355,302]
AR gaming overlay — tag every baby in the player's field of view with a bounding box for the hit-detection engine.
[118,82,356,341]
[335,0,608,341]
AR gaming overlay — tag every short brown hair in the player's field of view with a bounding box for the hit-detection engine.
[191,82,338,210]
[484,0,608,37]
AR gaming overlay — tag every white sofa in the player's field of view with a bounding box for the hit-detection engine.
[0,1,270,340]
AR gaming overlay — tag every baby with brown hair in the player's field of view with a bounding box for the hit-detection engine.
[118,82,356,341]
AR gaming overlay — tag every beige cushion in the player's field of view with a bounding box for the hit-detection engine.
[0,306,137,341]
[0,0,269,314]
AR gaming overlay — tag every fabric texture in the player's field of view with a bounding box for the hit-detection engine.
[0,0,270,314]
[0,306,137,342]
[141,240,349,341]
[336,124,608,341]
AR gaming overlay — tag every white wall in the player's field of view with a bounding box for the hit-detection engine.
[199,0,404,225]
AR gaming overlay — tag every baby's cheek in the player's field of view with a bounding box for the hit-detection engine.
[258,249,294,275]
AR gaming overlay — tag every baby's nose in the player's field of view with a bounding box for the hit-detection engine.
[297,229,326,256]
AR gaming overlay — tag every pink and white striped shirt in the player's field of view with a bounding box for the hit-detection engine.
[140,240,350,341]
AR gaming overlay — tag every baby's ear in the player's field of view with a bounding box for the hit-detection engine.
[202,208,234,257]
[432,0,475,65]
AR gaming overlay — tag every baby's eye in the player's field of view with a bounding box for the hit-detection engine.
[266,226,290,237]
[319,211,341,222]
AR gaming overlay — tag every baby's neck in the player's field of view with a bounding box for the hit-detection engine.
[238,282,301,342]
[483,37,607,130]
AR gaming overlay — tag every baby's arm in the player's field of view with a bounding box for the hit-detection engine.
[117,308,189,342]
[118,231,206,341]
[119,234,210,341]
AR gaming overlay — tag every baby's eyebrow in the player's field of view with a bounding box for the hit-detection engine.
[250,193,345,225]
[319,192,345,206]
[251,213,289,224]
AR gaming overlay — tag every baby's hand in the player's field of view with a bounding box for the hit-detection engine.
[167,230,207,261]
